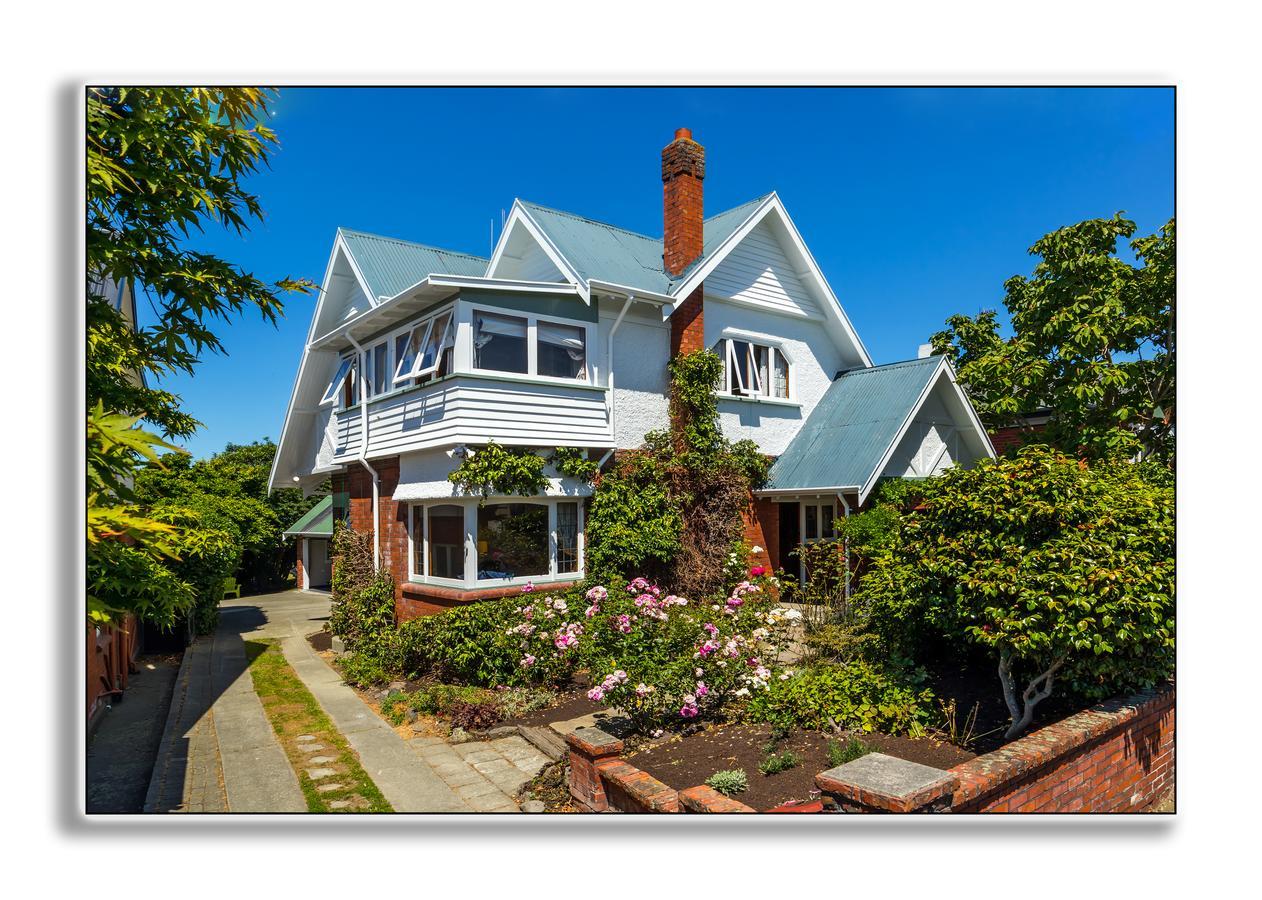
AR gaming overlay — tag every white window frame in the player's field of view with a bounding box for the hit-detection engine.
[406,498,585,587]
[714,336,792,400]
[469,305,593,384]
[394,308,455,383]
[321,355,356,407]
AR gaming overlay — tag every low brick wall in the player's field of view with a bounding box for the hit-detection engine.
[566,728,756,813]
[947,682,1174,813]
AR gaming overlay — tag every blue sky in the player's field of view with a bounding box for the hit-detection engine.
[145,87,1174,459]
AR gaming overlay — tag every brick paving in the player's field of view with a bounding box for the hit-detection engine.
[409,734,551,812]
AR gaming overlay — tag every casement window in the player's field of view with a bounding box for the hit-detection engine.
[712,338,790,399]
[394,310,454,385]
[556,501,580,573]
[368,340,390,397]
[411,504,464,581]
[473,307,591,381]
[321,355,360,408]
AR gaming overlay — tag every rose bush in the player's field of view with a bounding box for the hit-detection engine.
[504,571,801,731]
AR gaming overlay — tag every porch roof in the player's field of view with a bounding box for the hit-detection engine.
[282,495,334,538]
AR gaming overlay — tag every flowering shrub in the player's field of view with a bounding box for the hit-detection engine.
[505,573,801,732]
[746,660,936,737]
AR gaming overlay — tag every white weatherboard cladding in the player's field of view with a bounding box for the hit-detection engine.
[392,448,595,501]
[881,388,967,478]
[705,219,820,318]
[332,375,611,461]
[488,219,569,283]
[706,297,845,455]
[602,303,671,449]
[312,248,372,339]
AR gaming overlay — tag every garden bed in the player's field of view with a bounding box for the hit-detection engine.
[625,722,974,812]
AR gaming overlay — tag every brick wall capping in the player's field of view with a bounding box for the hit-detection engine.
[401,580,582,605]
[816,753,959,813]
[678,785,757,813]
[949,681,1175,807]
[565,726,624,758]
[596,758,680,812]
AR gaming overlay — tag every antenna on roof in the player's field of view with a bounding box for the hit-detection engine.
[490,218,495,254]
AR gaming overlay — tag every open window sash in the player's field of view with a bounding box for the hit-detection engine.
[727,340,765,396]
[394,312,453,383]
[320,356,355,406]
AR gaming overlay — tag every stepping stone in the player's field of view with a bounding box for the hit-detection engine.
[306,767,337,780]
[329,800,352,809]
[316,783,345,793]
[296,734,318,742]
[522,800,546,813]
[308,756,336,764]
[301,744,328,753]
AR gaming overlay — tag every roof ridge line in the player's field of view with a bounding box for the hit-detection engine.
[338,227,488,261]
[518,200,662,243]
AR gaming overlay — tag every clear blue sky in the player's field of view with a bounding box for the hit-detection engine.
[146,87,1174,459]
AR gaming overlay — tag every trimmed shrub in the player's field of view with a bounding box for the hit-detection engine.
[747,661,936,737]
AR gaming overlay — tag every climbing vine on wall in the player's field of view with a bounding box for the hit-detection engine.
[446,442,549,499]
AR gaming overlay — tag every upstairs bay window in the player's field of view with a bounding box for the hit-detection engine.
[474,308,590,381]
[395,310,454,386]
[713,338,790,399]
[321,355,360,409]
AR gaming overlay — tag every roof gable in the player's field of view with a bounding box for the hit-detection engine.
[762,357,950,501]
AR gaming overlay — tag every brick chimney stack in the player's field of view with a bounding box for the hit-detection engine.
[663,128,706,356]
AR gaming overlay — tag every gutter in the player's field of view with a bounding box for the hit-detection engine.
[346,334,381,573]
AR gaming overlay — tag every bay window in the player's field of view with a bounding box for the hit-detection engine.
[473,307,590,381]
[474,312,529,374]
[407,498,585,585]
[537,321,587,380]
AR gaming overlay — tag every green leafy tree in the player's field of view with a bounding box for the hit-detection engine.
[931,214,1174,464]
[133,440,324,591]
[860,446,1174,739]
[86,87,312,626]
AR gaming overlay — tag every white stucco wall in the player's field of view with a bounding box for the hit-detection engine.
[601,301,671,449]
[704,296,847,455]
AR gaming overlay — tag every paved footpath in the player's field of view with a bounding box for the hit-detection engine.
[146,589,545,813]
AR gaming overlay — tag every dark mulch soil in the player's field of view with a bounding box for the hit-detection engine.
[307,630,333,652]
[923,660,1085,754]
[626,723,975,812]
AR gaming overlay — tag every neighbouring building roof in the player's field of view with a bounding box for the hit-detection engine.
[282,495,334,538]
[338,228,488,301]
[516,194,773,295]
[762,356,947,495]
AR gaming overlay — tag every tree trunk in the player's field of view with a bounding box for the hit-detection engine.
[998,647,1068,740]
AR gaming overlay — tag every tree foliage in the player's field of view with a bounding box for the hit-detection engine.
[931,214,1174,464]
[859,446,1174,738]
[85,87,311,626]
[133,440,324,591]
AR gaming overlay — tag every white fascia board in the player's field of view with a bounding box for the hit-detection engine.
[270,232,347,493]
[669,193,873,369]
[755,486,860,497]
[586,279,674,305]
[334,229,382,307]
[488,201,590,303]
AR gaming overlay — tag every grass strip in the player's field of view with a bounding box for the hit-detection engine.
[245,639,392,813]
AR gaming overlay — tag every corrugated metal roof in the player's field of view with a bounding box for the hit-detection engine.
[518,195,772,295]
[283,495,334,537]
[339,228,488,300]
[763,356,944,493]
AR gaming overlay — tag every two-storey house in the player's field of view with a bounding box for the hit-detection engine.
[270,129,994,616]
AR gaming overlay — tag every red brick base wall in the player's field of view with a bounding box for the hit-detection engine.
[742,498,779,572]
[948,683,1175,813]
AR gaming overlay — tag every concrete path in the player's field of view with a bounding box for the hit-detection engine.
[146,589,550,813]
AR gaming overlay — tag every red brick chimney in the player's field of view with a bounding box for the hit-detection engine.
[663,128,705,356]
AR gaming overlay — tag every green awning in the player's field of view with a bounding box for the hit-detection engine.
[283,495,334,538]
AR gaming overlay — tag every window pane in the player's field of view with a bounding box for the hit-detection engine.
[477,503,548,580]
[712,340,728,392]
[411,505,424,576]
[805,504,818,540]
[371,342,389,396]
[427,504,464,579]
[773,349,789,398]
[537,322,586,379]
[753,345,769,395]
[821,504,835,539]
[474,312,528,373]
[557,502,579,574]
[731,341,751,392]
[342,359,360,408]
[322,357,353,405]
[416,312,452,376]
[394,323,425,383]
